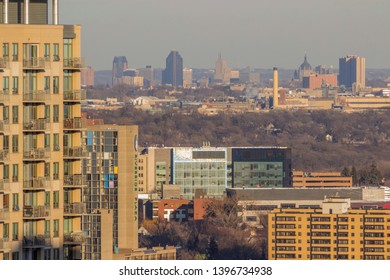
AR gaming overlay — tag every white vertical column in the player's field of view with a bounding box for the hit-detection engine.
[4,0,9,24]
[52,0,59,24]
[24,0,29,24]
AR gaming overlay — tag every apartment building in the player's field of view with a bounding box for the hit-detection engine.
[0,1,86,260]
[82,125,139,260]
[268,198,390,260]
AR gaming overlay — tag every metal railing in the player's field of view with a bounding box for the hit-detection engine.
[64,89,86,101]
[0,179,10,193]
[23,119,50,131]
[0,120,10,133]
[23,205,50,219]
[64,118,86,130]
[0,150,9,162]
[64,203,86,215]
[64,232,86,244]
[63,146,88,158]
[0,58,8,69]
[0,90,10,102]
[63,57,85,69]
[64,174,87,187]
[23,148,50,160]
[23,177,49,189]
[23,235,51,247]
[0,208,10,221]
[23,58,46,69]
[23,90,50,102]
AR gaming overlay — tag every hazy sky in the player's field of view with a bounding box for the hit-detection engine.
[60,0,390,70]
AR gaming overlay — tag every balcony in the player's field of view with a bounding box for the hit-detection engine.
[23,177,49,190]
[64,231,86,244]
[23,235,51,248]
[64,202,86,215]
[63,146,88,159]
[0,150,9,162]
[0,120,10,133]
[23,58,46,69]
[23,119,50,132]
[0,179,10,193]
[0,58,7,70]
[63,57,85,69]
[0,90,10,103]
[23,90,50,103]
[23,148,50,161]
[64,174,87,188]
[23,205,50,219]
[64,118,86,130]
[0,208,10,221]
[64,89,86,102]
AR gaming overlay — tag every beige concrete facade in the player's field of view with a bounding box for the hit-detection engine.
[268,199,390,260]
[0,19,85,260]
[293,171,352,188]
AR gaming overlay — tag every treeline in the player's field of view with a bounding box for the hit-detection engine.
[140,197,266,260]
[84,108,390,179]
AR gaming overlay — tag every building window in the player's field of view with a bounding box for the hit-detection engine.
[12,222,18,241]
[53,162,59,180]
[12,43,18,61]
[44,163,50,179]
[12,77,18,94]
[53,133,60,151]
[53,105,59,122]
[3,164,9,180]
[45,105,50,120]
[53,76,59,94]
[3,223,9,240]
[12,252,19,260]
[44,43,50,61]
[3,43,9,60]
[53,221,59,238]
[12,193,19,211]
[53,191,59,208]
[3,105,9,122]
[12,135,18,153]
[44,76,50,92]
[12,164,18,182]
[3,253,9,260]
[44,249,51,260]
[44,220,50,236]
[3,77,9,93]
[45,191,50,207]
[44,134,50,150]
[53,44,60,61]
[12,105,18,124]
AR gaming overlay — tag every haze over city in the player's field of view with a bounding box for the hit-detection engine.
[60,0,390,70]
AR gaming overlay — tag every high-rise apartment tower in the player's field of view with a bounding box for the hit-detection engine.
[0,0,86,260]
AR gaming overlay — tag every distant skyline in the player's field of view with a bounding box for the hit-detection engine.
[61,0,390,70]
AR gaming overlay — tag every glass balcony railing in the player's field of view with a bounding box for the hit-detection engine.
[63,57,85,69]
[64,89,86,102]
[63,203,86,215]
[63,146,88,158]
[23,58,46,69]
[23,119,50,131]
[64,118,86,130]
[23,148,50,161]
[23,205,50,219]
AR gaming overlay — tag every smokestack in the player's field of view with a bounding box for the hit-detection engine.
[52,0,59,25]
[24,0,29,24]
[3,0,9,24]
[273,67,279,108]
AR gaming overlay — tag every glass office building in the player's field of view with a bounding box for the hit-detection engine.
[172,148,227,200]
[231,147,292,188]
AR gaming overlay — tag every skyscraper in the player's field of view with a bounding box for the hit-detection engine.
[112,56,128,86]
[339,55,366,92]
[162,50,183,87]
[214,53,230,84]
[0,0,86,260]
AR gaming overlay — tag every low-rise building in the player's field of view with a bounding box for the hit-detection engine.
[293,171,352,188]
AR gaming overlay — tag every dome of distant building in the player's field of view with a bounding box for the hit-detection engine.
[300,55,312,70]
